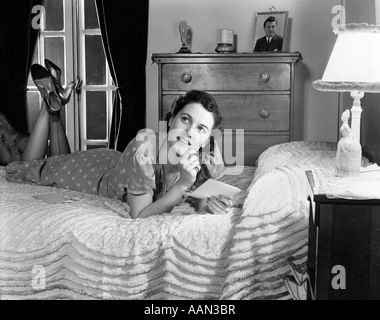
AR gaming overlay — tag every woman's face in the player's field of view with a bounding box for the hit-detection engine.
[168,102,215,156]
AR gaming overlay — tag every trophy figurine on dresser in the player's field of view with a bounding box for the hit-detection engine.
[177,20,192,53]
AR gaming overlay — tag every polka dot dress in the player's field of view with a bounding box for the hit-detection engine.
[5,130,158,202]
[5,129,226,203]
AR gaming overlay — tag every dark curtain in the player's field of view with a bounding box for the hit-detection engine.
[95,0,149,152]
[0,0,42,132]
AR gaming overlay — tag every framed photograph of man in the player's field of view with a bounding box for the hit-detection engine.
[253,11,288,52]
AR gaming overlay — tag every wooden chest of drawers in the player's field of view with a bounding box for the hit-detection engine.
[152,53,301,166]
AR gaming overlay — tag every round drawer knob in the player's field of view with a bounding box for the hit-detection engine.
[181,72,192,83]
[259,72,270,82]
[259,108,270,119]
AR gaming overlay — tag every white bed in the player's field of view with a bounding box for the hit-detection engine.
[0,141,337,300]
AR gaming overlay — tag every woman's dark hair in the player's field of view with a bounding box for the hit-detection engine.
[164,90,223,131]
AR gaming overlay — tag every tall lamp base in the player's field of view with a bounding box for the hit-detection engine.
[349,90,364,142]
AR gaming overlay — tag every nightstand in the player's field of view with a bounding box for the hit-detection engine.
[308,189,380,300]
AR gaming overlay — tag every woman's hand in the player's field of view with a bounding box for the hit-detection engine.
[176,149,201,189]
[206,190,247,215]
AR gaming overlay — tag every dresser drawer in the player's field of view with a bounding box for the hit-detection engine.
[161,94,290,132]
[161,63,291,91]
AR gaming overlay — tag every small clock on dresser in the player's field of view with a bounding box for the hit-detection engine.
[152,52,301,166]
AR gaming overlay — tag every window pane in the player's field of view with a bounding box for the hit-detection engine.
[44,0,64,31]
[85,35,106,85]
[86,91,107,139]
[84,0,99,29]
[44,37,65,84]
[87,145,106,150]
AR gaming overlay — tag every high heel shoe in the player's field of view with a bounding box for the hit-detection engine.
[44,59,76,105]
[31,64,62,114]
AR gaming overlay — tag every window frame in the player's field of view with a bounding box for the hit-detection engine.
[27,0,115,152]
[77,0,116,150]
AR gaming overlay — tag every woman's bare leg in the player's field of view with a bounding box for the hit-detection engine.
[21,101,71,161]
[48,112,71,156]
[21,101,50,161]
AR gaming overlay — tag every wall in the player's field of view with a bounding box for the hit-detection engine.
[146,0,342,142]
[363,0,380,163]
[340,0,380,163]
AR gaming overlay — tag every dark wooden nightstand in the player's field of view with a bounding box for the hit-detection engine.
[307,188,380,300]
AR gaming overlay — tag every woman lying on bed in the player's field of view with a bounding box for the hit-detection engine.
[6,62,242,218]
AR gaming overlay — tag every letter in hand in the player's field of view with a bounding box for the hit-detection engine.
[206,191,247,215]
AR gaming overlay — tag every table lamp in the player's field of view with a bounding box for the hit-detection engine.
[313,23,380,143]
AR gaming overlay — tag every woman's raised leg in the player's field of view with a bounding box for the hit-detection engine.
[22,63,75,161]
[21,101,50,161]
[21,101,71,161]
[48,112,71,156]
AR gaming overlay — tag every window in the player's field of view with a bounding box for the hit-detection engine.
[27,0,115,151]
